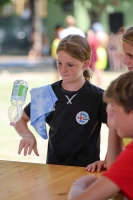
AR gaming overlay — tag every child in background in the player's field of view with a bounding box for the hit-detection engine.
[87,29,98,71]
[68,71,133,200]
[94,31,108,88]
[58,15,85,39]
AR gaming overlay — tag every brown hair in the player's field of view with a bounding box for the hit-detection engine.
[122,26,133,46]
[56,34,92,81]
[103,71,133,113]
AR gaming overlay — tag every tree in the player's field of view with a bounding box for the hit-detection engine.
[28,0,43,50]
[0,0,10,6]
[81,0,128,24]
[50,0,131,24]
[28,0,36,31]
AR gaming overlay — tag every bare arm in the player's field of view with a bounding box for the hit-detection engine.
[106,127,123,169]
[106,104,123,169]
[67,175,120,200]
[86,125,108,172]
[14,111,39,156]
[86,103,124,172]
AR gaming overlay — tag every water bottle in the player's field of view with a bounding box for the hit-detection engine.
[8,80,28,126]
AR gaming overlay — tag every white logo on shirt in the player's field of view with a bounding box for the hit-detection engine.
[76,111,90,125]
[65,94,77,104]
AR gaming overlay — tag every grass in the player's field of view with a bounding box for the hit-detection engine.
[0,71,57,164]
[0,69,125,164]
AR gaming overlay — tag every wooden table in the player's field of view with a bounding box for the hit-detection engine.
[0,160,123,200]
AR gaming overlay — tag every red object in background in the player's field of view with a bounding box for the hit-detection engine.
[87,34,98,71]
[112,0,119,6]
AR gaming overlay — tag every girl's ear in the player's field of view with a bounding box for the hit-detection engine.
[82,60,90,70]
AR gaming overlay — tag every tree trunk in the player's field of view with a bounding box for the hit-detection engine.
[28,0,42,47]
[89,10,101,24]
[29,0,35,31]
[87,2,107,25]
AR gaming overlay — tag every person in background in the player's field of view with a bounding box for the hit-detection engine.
[86,26,133,172]
[91,22,105,34]
[28,31,50,61]
[28,41,42,61]
[87,23,109,88]
[51,25,63,80]
[107,30,124,71]
[87,29,98,71]
[14,34,107,167]
[67,71,133,200]
[94,31,108,88]
[41,32,50,57]
[58,15,85,40]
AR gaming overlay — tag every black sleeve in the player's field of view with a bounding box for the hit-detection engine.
[98,98,107,124]
[24,103,31,118]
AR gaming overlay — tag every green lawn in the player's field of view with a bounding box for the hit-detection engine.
[0,71,57,163]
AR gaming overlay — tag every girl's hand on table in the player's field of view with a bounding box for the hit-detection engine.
[86,160,107,172]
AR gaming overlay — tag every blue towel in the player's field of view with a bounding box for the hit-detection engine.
[30,84,58,139]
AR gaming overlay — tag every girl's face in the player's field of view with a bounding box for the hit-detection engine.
[57,51,89,83]
[122,42,133,71]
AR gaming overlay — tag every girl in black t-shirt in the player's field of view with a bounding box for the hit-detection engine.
[14,34,107,168]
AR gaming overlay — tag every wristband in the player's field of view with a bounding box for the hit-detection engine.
[23,134,32,138]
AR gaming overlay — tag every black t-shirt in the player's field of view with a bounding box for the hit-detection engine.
[24,80,107,167]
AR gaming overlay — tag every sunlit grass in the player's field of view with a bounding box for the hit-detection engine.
[0,71,56,163]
